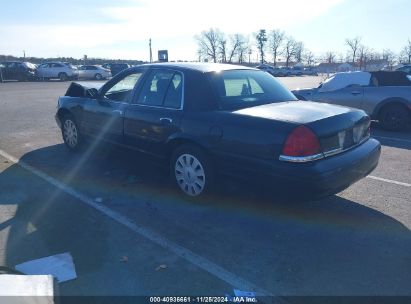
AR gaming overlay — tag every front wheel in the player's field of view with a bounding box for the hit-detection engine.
[62,115,82,150]
[59,72,68,81]
[380,104,410,131]
[95,73,103,80]
[170,145,215,198]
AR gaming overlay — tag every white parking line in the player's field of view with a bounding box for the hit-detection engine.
[373,135,411,145]
[367,175,411,187]
[0,149,283,301]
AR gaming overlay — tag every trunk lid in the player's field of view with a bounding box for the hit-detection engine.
[234,100,370,156]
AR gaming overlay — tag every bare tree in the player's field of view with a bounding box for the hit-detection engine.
[255,29,268,64]
[303,50,316,67]
[218,34,227,63]
[196,28,223,63]
[283,36,296,67]
[268,29,284,66]
[382,49,396,69]
[324,51,336,63]
[293,41,304,63]
[337,53,345,63]
[237,35,250,63]
[226,34,246,63]
[346,36,361,63]
[399,39,411,64]
[358,45,370,70]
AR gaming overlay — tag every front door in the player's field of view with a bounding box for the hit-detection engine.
[316,85,364,109]
[82,70,145,143]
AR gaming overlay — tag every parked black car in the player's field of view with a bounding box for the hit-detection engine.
[102,63,131,76]
[0,63,4,82]
[55,63,381,198]
[395,65,411,75]
[0,61,37,81]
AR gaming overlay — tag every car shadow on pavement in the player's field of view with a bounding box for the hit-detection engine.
[371,122,411,150]
[1,143,410,296]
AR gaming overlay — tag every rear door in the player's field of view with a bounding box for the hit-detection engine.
[87,66,97,78]
[81,69,145,143]
[49,63,64,78]
[37,63,50,78]
[124,68,184,156]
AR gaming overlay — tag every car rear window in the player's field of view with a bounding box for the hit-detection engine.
[208,69,297,110]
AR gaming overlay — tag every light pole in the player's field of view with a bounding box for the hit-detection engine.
[149,39,153,63]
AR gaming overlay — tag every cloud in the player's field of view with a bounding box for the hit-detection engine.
[0,0,345,59]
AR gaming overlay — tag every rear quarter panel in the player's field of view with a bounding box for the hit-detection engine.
[180,110,296,177]
[363,86,411,117]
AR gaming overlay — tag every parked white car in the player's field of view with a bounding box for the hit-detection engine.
[78,65,111,80]
[36,62,79,81]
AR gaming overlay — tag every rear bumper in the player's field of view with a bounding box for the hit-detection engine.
[218,138,381,198]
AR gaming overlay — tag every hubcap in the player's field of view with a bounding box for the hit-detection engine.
[63,119,78,148]
[175,154,206,196]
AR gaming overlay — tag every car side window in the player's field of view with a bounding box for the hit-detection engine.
[135,69,176,107]
[163,73,183,109]
[103,72,143,102]
[223,77,264,96]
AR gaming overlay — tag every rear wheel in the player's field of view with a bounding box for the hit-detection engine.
[62,115,82,150]
[379,104,410,131]
[59,72,68,81]
[170,144,215,198]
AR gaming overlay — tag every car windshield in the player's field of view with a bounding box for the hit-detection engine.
[22,62,36,69]
[208,69,297,110]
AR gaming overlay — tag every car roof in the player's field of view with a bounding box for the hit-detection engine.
[137,62,257,73]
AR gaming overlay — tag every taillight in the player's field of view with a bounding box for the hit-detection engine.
[282,126,321,157]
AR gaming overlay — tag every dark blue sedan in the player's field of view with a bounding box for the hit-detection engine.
[55,63,381,198]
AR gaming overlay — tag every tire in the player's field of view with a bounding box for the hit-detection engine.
[95,73,103,80]
[379,104,410,131]
[59,72,68,81]
[170,144,215,198]
[61,115,82,150]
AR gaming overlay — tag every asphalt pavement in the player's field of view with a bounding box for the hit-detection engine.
[0,77,410,301]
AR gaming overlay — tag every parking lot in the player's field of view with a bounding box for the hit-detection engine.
[0,77,410,300]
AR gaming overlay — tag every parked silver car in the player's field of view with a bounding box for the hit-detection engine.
[292,71,411,130]
[36,62,79,81]
[78,65,111,80]
[255,64,276,75]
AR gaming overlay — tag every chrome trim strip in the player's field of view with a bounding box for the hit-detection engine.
[279,153,324,163]
[279,135,371,163]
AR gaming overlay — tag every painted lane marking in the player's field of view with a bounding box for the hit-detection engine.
[367,175,411,188]
[0,149,283,301]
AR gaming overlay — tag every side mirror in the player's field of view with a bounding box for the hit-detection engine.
[86,88,99,99]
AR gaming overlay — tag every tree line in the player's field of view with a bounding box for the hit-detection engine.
[196,28,411,68]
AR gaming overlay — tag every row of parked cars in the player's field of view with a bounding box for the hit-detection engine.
[0,61,133,82]
[256,64,318,77]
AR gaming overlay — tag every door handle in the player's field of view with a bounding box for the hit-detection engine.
[160,117,173,124]
[351,91,361,95]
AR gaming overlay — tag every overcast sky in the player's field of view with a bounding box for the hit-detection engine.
[0,0,410,61]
